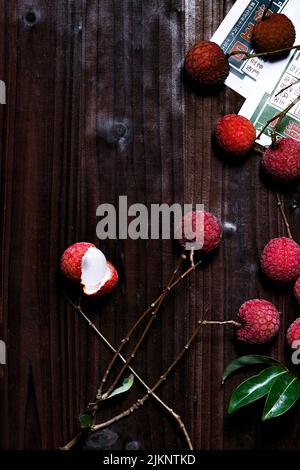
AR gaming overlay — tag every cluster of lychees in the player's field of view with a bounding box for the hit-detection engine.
[60,11,300,350]
[183,10,300,347]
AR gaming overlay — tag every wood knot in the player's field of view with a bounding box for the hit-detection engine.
[25,10,38,25]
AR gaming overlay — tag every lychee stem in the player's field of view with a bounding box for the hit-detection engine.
[228,45,300,61]
[275,191,293,239]
[262,0,274,21]
[202,320,241,327]
[91,319,205,437]
[60,295,193,451]
[256,94,300,145]
[89,317,241,436]
[97,252,187,400]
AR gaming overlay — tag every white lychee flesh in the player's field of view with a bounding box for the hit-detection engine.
[81,246,108,295]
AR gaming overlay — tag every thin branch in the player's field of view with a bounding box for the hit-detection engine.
[275,191,293,239]
[90,317,239,437]
[256,94,300,144]
[91,319,205,440]
[275,78,300,97]
[97,252,187,399]
[60,295,193,451]
[262,0,274,20]
[228,45,300,61]
[202,320,241,327]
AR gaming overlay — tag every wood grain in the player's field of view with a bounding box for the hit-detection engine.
[0,0,299,450]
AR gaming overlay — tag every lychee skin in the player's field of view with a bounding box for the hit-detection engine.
[60,242,95,283]
[185,41,230,86]
[262,138,300,181]
[236,299,280,344]
[261,237,300,283]
[252,13,295,54]
[294,277,300,305]
[215,114,256,155]
[177,211,222,251]
[287,318,300,348]
[93,262,118,297]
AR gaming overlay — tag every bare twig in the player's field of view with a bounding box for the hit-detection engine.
[228,45,300,61]
[60,254,200,451]
[262,0,274,20]
[275,191,293,239]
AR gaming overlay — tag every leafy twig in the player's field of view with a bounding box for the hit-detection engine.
[98,253,200,401]
[89,318,241,437]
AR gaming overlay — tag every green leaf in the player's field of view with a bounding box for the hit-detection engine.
[105,374,134,400]
[79,413,92,429]
[228,365,287,414]
[222,355,279,384]
[263,373,300,420]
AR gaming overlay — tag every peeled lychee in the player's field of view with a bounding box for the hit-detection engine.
[60,242,118,296]
[176,211,222,251]
[252,13,295,55]
[184,41,230,86]
[236,299,280,344]
[261,237,300,283]
[287,318,300,348]
[262,138,300,181]
[215,114,256,155]
[294,277,300,305]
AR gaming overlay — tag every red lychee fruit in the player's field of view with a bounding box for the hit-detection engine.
[176,211,222,251]
[294,277,300,305]
[236,299,280,344]
[261,237,300,283]
[252,13,295,55]
[184,41,230,86]
[262,138,300,181]
[60,242,118,296]
[215,114,256,155]
[287,318,300,348]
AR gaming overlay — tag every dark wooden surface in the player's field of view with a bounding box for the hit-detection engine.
[1,0,300,450]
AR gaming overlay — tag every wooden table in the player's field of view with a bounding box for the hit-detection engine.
[0,0,299,450]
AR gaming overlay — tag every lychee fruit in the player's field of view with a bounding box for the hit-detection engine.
[294,277,300,305]
[252,13,295,55]
[262,138,300,181]
[215,114,256,155]
[261,237,300,283]
[287,318,300,348]
[60,242,118,296]
[236,299,280,344]
[176,211,222,251]
[184,41,230,86]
